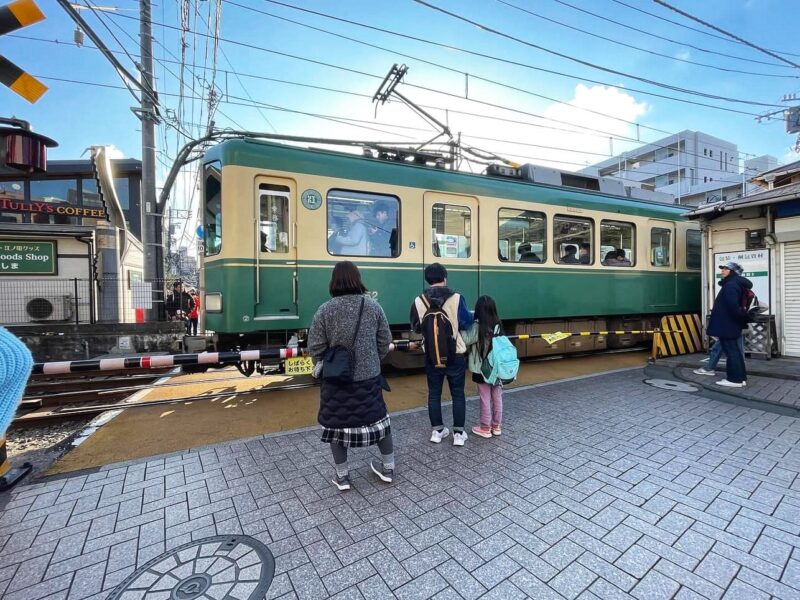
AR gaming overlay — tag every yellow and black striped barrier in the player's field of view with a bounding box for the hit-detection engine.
[651,314,703,359]
[0,0,48,103]
[0,436,32,492]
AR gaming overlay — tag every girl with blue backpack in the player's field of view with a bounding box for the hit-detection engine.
[462,295,519,439]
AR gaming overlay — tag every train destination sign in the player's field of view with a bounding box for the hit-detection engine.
[0,239,56,275]
[0,197,108,219]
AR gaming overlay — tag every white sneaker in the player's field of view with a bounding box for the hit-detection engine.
[430,427,450,444]
[453,432,467,447]
[716,379,746,388]
[693,368,716,376]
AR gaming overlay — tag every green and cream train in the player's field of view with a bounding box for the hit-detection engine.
[200,139,701,368]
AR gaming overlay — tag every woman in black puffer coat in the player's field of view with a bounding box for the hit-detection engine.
[308,261,394,491]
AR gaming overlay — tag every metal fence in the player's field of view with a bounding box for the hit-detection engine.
[0,277,192,325]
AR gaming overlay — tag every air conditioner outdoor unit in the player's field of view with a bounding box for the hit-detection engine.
[24,295,75,322]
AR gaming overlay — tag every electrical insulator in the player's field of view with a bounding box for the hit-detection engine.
[74,26,84,47]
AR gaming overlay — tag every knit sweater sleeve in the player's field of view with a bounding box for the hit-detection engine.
[374,302,392,359]
[307,306,328,363]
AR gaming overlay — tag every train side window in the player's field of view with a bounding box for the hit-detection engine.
[258,184,290,253]
[651,227,672,266]
[686,229,702,270]
[600,220,635,267]
[203,164,222,256]
[432,203,471,258]
[327,189,400,258]
[554,215,593,265]
[498,208,546,263]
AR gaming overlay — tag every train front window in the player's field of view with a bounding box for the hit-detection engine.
[259,184,290,253]
[327,189,400,257]
[204,164,222,256]
[600,220,635,267]
[498,208,546,263]
[432,203,471,258]
[651,227,672,266]
[554,215,593,265]
[686,229,702,270]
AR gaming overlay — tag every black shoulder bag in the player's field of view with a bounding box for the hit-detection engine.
[322,297,365,383]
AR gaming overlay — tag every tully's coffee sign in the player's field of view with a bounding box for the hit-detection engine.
[0,240,57,275]
[0,197,107,219]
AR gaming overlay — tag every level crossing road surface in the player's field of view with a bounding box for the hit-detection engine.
[1,369,799,599]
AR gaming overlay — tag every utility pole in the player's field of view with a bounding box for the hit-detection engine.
[139,0,162,316]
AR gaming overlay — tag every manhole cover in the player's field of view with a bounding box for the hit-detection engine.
[107,535,275,600]
[644,378,699,392]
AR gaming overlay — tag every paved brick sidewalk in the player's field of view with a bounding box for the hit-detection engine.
[679,368,800,410]
[1,370,799,599]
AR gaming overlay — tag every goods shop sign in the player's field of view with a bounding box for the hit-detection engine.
[0,196,107,219]
[0,239,56,275]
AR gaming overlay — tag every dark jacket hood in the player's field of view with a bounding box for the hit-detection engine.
[425,285,455,307]
[718,272,752,290]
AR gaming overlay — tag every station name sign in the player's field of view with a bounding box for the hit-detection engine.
[0,197,107,219]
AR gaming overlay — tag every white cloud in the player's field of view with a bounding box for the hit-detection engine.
[674,49,691,61]
[104,144,125,159]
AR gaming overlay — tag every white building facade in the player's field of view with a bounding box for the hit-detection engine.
[580,130,776,206]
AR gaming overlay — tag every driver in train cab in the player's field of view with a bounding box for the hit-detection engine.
[561,244,580,264]
[335,205,369,255]
[368,202,392,257]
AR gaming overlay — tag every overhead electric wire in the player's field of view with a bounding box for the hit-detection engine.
[14,33,766,173]
[495,0,795,78]
[611,0,800,59]
[651,0,800,69]
[411,0,781,108]
[548,0,792,69]
[245,0,777,115]
[35,73,757,182]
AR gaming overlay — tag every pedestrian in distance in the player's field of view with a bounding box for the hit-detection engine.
[308,261,395,491]
[410,262,474,446]
[165,281,195,333]
[705,261,750,387]
[461,296,507,438]
[188,288,201,336]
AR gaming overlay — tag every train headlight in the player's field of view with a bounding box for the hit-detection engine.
[205,292,223,313]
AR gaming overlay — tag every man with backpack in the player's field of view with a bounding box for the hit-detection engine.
[706,261,751,387]
[410,263,474,446]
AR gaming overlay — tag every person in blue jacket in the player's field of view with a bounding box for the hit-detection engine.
[706,261,749,387]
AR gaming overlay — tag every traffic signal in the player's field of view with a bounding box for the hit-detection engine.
[0,0,47,103]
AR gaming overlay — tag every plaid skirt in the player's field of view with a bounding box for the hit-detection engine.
[321,415,391,448]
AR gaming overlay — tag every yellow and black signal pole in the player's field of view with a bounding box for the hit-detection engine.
[0,0,47,103]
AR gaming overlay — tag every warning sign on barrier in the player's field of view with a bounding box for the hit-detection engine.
[652,314,703,359]
[540,332,572,345]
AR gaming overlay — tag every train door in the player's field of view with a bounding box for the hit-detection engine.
[647,219,677,308]
[254,177,298,318]
[422,192,479,303]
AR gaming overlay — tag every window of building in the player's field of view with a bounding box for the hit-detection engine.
[600,220,635,267]
[650,227,672,267]
[429,203,470,258]
[30,179,79,224]
[704,149,708,156]
[686,229,701,269]
[709,150,713,158]
[498,208,546,263]
[204,164,222,256]
[82,178,100,205]
[327,189,400,257]
[554,215,593,265]
[259,184,290,253]
[0,180,25,223]
[115,178,130,209]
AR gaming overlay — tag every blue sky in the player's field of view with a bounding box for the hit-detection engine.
[4,0,799,237]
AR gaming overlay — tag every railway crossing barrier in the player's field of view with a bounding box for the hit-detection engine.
[29,331,692,376]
